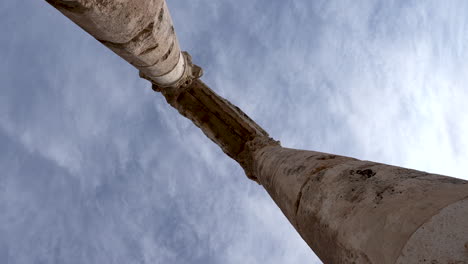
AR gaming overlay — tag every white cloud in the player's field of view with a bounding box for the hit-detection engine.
[1,1,467,264]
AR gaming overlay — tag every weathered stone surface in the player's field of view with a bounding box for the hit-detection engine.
[46,1,468,263]
[253,145,468,263]
[396,198,468,263]
[153,78,278,181]
[150,69,468,262]
[47,0,182,80]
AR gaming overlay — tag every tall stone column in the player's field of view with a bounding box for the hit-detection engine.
[151,78,468,263]
[46,0,197,87]
[45,1,468,263]
[252,145,468,263]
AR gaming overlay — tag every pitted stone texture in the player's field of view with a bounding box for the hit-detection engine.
[396,198,468,264]
[47,0,181,78]
[254,146,468,264]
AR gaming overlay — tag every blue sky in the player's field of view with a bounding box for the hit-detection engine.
[1,1,468,263]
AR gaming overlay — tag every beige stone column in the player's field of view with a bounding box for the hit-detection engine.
[149,77,468,263]
[45,1,468,263]
[251,145,468,263]
[46,0,187,86]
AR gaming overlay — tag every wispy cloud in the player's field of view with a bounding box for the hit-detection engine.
[1,0,467,263]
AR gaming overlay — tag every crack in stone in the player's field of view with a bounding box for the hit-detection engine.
[294,176,313,217]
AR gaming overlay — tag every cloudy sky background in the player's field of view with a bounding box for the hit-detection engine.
[1,0,468,263]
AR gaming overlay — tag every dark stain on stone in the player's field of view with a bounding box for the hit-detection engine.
[350,169,376,180]
[46,0,89,13]
[158,7,164,23]
[139,43,159,56]
[99,20,155,52]
[313,170,327,182]
[374,186,396,204]
[161,40,175,61]
[317,155,337,160]
[357,169,376,178]
[292,165,306,174]
[285,165,306,176]
[307,166,329,182]
[312,166,329,175]
[345,186,366,203]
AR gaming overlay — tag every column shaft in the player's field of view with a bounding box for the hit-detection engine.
[253,145,468,263]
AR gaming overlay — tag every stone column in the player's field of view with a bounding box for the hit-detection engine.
[46,0,188,86]
[149,77,468,263]
[252,145,468,263]
[156,77,468,263]
[45,1,468,263]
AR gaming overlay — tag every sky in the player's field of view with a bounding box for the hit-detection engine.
[1,0,468,263]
